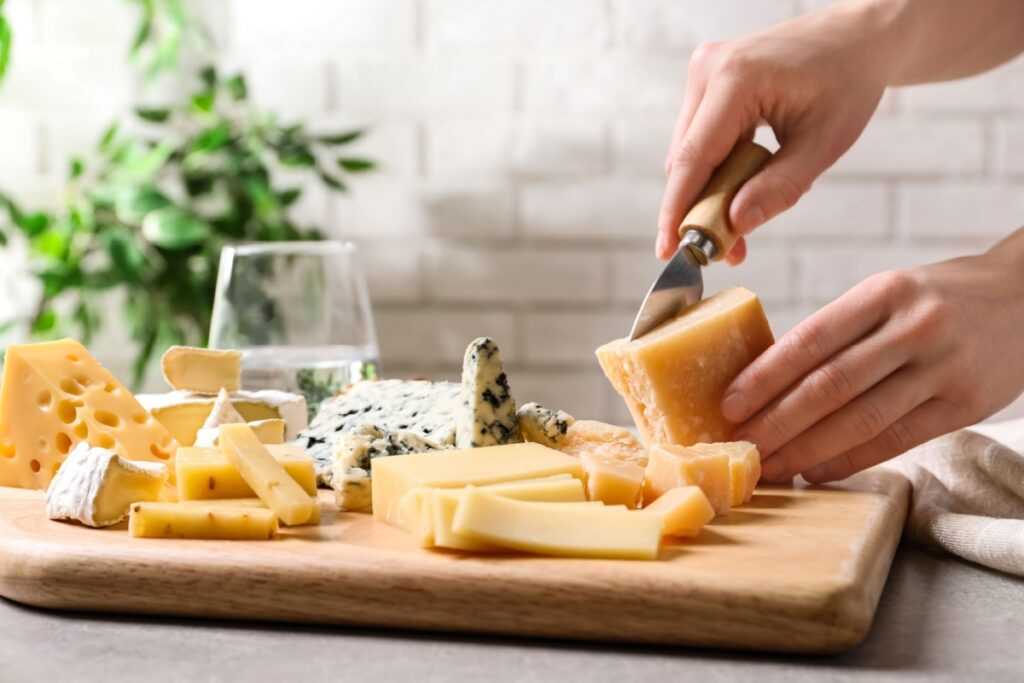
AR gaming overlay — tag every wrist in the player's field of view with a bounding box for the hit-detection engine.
[814,0,914,87]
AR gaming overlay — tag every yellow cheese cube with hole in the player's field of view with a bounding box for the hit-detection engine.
[596,287,774,447]
[128,501,278,539]
[644,444,731,514]
[0,339,178,490]
[161,345,243,393]
[688,441,761,506]
[218,424,313,526]
[175,445,316,500]
[579,451,644,508]
[557,420,648,466]
[371,442,583,526]
[643,485,716,537]
[177,496,321,526]
[452,488,663,560]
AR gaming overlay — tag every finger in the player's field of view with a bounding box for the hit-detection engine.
[728,129,838,235]
[736,327,910,457]
[722,283,889,423]
[724,236,747,265]
[656,81,753,259]
[802,398,964,483]
[664,60,710,178]
[759,365,934,482]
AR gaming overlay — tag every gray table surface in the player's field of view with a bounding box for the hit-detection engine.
[0,541,1021,683]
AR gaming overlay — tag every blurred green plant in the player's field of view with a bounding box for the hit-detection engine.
[0,15,375,384]
[0,0,11,88]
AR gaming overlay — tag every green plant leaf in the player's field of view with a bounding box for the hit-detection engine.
[224,74,247,101]
[136,107,171,123]
[69,157,85,179]
[31,308,57,335]
[337,157,375,173]
[18,212,51,237]
[191,122,231,152]
[199,64,217,89]
[316,130,363,145]
[102,230,148,282]
[99,123,120,151]
[191,90,215,113]
[0,14,11,85]
[278,188,302,206]
[317,170,348,193]
[115,186,171,223]
[142,207,210,249]
[279,147,316,167]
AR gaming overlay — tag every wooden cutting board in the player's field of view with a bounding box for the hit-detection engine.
[0,469,908,654]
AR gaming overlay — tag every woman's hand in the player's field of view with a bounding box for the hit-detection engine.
[657,5,898,262]
[722,230,1024,483]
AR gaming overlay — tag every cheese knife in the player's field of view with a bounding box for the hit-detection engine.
[628,140,773,340]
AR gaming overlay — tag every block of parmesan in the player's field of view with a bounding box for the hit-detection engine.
[556,420,648,466]
[644,444,731,514]
[687,441,761,506]
[596,287,773,447]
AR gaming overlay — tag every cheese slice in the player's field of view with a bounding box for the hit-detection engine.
[452,488,663,560]
[596,287,774,447]
[455,337,522,448]
[160,345,243,393]
[45,443,168,527]
[218,423,314,525]
[137,389,307,446]
[643,486,715,537]
[175,444,316,500]
[579,451,644,508]
[687,441,761,506]
[556,420,648,466]
[128,501,278,539]
[176,497,321,526]
[644,444,731,514]
[371,442,583,526]
[0,339,178,489]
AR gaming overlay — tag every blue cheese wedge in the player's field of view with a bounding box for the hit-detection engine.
[46,443,169,527]
[298,379,461,486]
[455,337,522,448]
[331,424,449,510]
[517,402,575,447]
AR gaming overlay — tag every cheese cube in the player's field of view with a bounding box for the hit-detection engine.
[128,502,278,539]
[579,451,644,508]
[218,424,314,526]
[160,346,243,393]
[177,497,321,526]
[643,486,716,537]
[687,441,761,506]
[0,339,178,490]
[451,488,663,560]
[175,445,316,500]
[644,444,731,514]
[371,442,583,526]
[596,287,773,447]
[557,420,648,466]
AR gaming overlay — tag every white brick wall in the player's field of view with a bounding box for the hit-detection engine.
[0,0,1022,420]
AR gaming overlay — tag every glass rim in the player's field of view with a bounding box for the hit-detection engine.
[222,240,360,257]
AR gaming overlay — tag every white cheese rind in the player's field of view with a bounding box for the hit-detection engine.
[517,402,575,447]
[136,389,308,440]
[298,379,461,486]
[331,424,449,510]
[45,443,168,527]
[455,337,522,449]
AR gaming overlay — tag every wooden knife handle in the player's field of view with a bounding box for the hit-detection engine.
[677,140,772,262]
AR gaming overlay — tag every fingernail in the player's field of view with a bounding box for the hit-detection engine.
[761,458,785,481]
[721,391,749,422]
[655,231,669,259]
[737,204,765,234]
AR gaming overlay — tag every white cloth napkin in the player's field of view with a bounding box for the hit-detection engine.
[881,418,1024,576]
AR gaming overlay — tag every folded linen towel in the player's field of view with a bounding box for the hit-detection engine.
[882,418,1024,576]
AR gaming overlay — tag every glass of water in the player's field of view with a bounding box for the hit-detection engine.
[209,241,380,418]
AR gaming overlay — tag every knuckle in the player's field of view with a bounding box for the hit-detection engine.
[756,409,791,448]
[785,323,831,365]
[850,398,887,440]
[667,137,714,172]
[689,42,721,74]
[779,438,819,472]
[760,170,807,210]
[878,418,915,456]
[911,295,956,338]
[808,363,854,406]
[867,269,921,304]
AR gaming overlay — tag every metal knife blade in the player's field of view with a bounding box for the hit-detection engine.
[626,140,773,342]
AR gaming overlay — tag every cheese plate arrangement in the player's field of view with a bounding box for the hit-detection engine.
[0,285,909,653]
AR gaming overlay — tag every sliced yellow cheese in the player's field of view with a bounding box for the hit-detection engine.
[194,418,286,448]
[643,486,715,537]
[128,501,278,539]
[644,444,731,514]
[160,345,243,393]
[596,287,774,447]
[0,339,178,489]
[687,441,761,506]
[218,424,313,526]
[579,451,644,508]
[371,442,583,526]
[556,420,648,466]
[396,487,436,547]
[175,444,316,500]
[452,488,663,560]
[177,496,321,526]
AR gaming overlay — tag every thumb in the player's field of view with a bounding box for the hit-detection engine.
[729,134,836,235]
